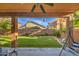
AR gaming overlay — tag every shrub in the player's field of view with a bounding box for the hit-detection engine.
[52,30,61,38]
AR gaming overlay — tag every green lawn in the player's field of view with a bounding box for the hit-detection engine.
[0,36,11,47]
[0,36,61,48]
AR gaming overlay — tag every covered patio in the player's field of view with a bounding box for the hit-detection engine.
[0,3,79,56]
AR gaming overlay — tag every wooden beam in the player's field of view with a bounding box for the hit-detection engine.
[0,3,79,13]
[11,16,18,48]
[0,12,72,17]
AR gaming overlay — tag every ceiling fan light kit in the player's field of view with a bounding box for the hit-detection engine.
[31,3,54,13]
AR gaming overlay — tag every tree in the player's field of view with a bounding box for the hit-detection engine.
[0,18,11,30]
[0,18,12,35]
[0,20,11,30]
[73,10,79,27]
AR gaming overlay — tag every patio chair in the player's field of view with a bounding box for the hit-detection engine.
[7,48,18,56]
[70,42,79,54]
[59,40,79,56]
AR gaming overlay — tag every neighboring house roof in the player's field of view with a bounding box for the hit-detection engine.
[49,21,57,24]
[26,21,46,28]
[20,21,46,29]
[48,20,57,27]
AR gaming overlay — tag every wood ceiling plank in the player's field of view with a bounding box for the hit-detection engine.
[0,3,78,17]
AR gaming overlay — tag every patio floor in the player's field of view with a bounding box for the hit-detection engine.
[0,48,79,56]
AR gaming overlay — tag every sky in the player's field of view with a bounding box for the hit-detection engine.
[18,18,57,27]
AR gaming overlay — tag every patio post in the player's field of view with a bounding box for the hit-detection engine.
[65,14,74,48]
[11,16,18,48]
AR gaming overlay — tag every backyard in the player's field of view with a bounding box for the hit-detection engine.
[0,36,61,48]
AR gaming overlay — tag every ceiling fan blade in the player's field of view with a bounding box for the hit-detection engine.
[31,4,36,12]
[40,4,46,13]
[45,3,54,6]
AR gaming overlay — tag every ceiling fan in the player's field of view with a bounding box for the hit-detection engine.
[31,3,54,13]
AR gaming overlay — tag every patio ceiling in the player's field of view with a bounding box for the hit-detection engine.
[0,3,79,17]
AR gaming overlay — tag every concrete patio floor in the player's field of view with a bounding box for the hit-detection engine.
[0,48,78,56]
